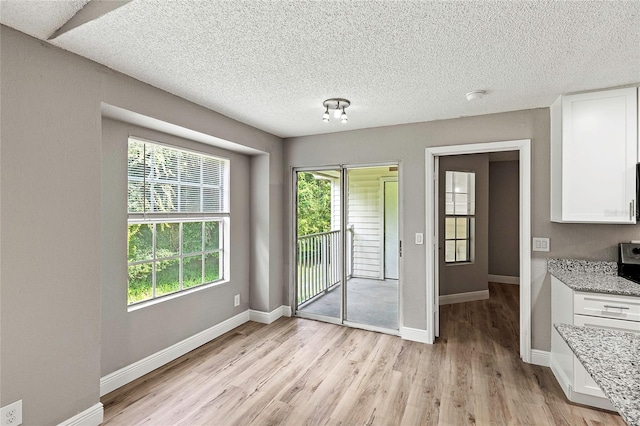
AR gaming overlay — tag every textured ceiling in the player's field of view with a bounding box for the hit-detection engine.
[0,0,89,39]
[1,1,639,138]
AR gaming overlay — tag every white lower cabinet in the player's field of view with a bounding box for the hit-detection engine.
[550,276,640,410]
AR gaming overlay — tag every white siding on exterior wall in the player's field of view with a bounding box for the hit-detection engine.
[347,167,397,279]
[330,178,340,231]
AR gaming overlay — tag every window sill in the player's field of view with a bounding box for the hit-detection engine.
[127,279,229,312]
[445,261,474,266]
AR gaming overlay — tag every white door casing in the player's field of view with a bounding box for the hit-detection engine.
[425,140,532,363]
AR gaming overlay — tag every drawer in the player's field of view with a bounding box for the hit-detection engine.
[574,292,640,322]
[574,313,640,332]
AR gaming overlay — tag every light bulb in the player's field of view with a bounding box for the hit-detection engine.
[340,109,348,123]
[333,102,342,118]
[322,107,330,122]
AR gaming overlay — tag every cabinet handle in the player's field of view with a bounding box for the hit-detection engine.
[604,305,630,310]
[631,200,635,221]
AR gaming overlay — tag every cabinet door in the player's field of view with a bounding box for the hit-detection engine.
[572,314,640,397]
[562,87,637,223]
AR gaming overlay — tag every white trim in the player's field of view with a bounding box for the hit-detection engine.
[100,310,250,396]
[530,349,551,367]
[488,274,520,285]
[281,305,292,317]
[550,358,615,411]
[400,326,430,343]
[57,403,103,426]
[249,305,290,324]
[439,290,489,305]
[426,139,532,362]
[550,356,572,399]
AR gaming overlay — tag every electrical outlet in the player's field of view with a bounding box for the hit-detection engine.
[1,400,22,426]
[234,294,240,307]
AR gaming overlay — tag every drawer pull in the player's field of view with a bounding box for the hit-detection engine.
[603,305,630,310]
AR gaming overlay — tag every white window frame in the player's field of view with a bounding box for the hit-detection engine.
[127,137,230,308]
[444,170,475,264]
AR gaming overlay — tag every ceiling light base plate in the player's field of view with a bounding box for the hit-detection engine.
[323,98,351,110]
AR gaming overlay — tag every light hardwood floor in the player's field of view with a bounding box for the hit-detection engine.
[102,282,624,425]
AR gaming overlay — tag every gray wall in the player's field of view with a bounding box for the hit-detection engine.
[489,160,520,278]
[101,119,251,375]
[284,108,640,351]
[438,154,489,296]
[1,26,283,425]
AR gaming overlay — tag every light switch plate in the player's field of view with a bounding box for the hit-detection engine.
[532,237,550,252]
[415,233,424,245]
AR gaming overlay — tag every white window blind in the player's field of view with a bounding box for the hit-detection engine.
[128,139,229,214]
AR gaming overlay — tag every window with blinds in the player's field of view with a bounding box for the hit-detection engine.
[127,139,228,215]
[126,138,229,306]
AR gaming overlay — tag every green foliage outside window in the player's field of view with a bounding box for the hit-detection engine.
[127,221,221,304]
[297,172,332,236]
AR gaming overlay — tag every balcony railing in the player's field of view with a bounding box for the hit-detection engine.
[297,227,353,306]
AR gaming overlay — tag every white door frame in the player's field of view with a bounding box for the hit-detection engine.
[425,139,532,363]
[292,162,404,335]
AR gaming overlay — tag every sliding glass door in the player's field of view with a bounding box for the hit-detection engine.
[295,169,342,321]
[294,165,399,332]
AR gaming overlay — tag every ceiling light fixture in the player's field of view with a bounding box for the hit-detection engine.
[466,90,486,101]
[322,98,350,123]
[322,106,330,122]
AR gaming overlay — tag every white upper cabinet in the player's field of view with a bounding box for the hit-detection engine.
[551,87,638,223]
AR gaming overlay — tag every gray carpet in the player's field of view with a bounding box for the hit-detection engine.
[298,278,398,330]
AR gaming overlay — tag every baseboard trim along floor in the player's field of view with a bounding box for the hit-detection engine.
[400,326,430,343]
[57,403,103,426]
[250,305,292,324]
[530,349,551,367]
[439,290,489,305]
[100,306,293,396]
[488,274,520,285]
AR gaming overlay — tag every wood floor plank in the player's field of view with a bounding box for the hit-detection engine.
[102,282,625,425]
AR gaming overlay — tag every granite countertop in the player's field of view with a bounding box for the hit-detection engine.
[548,258,640,297]
[554,324,640,426]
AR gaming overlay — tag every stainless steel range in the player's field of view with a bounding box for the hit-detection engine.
[618,242,640,284]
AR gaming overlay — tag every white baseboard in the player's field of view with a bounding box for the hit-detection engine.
[281,305,292,317]
[530,349,550,367]
[400,326,431,344]
[488,274,520,285]
[57,403,103,426]
[249,305,290,324]
[100,310,250,396]
[439,289,489,305]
